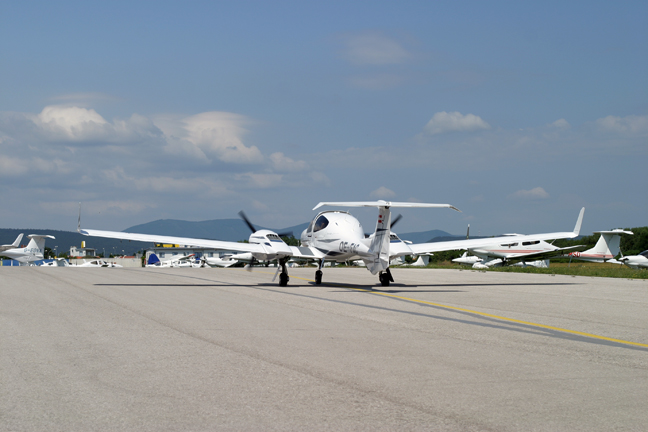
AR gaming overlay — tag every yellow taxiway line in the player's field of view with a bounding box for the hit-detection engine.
[286,273,648,348]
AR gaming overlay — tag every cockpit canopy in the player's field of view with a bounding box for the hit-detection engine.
[313,215,329,233]
[640,250,648,258]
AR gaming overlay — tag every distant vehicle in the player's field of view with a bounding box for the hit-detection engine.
[0,233,23,253]
[611,251,648,269]
[1,235,54,265]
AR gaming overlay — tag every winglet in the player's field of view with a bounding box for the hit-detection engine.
[573,207,585,236]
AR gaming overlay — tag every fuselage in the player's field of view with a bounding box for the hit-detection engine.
[618,251,648,269]
[470,239,558,260]
[300,211,412,262]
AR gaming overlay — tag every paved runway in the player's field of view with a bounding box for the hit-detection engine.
[1,267,647,431]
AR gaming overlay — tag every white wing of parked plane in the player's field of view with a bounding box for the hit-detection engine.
[79,228,269,254]
[408,207,585,255]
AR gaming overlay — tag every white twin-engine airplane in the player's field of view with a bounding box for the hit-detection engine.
[78,202,585,286]
[79,201,460,286]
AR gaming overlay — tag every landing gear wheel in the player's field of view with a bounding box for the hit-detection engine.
[379,273,390,287]
[315,270,323,285]
[279,272,289,287]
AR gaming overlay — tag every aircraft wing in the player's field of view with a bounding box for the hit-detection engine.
[79,228,268,254]
[288,245,326,260]
[503,245,589,263]
[407,232,578,255]
[409,207,585,255]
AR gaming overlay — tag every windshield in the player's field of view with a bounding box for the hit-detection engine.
[313,215,329,232]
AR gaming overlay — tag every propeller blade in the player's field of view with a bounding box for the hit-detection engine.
[238,210,257,233]
[390,214,402,229]
[466,224,470,240]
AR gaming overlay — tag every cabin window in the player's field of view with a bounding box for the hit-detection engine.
[314,215,329,232]
[501,242,518,247]
[522,241,540,246]
[640,250,648,258]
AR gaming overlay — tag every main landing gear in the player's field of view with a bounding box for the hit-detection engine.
[278,258,289,287]
[315,259,325,285]
[379,268,394,287]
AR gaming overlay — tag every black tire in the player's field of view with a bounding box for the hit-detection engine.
[380,273,390,287]
[315,270,322,285]
[279,272,289,286]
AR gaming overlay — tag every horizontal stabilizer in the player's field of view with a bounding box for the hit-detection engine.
[313,200,461,212]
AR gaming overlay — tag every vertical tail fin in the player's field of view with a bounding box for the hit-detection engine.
[366,206,391,275]
[585,230,633,259]
[573,208,585,236]
[24,235,55,260]
[11,233,24,247]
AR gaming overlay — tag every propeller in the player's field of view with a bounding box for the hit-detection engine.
[239,210,257,233]
[238,210,293,238]
[466,224,470,239]
[390,214,402,229]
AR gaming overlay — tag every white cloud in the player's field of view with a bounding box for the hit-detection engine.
[269,152,308,172]
[596,114,648,135]
[508,187,550,200]
[155,111,264,164]
[424,111,491,135]
[370,186,396,199]
[26,105,160,144]
[548,118,570,129]
[342,32,412,65]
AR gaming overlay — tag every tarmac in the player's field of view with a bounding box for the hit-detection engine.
[1,266,647,431]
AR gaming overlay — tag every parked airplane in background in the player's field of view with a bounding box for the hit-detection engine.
[71,259,123,267]
[417,208,586,269]
[146,253,204,268]
[0,234,23,253]
[79,201,460,286]
[453,226,630,268]
[567,229,633,262]
[610,251,648,269]
[1,234,54,264]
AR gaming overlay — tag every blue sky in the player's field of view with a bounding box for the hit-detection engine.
[1,0,646,236]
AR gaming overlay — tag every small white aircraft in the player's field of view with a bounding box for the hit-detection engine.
[567,229,633,263]
[1,234,54,264]
[203,255,238,268]
[79,201,460,286]
[610,251,648,269]
[146,253,204,268]
[0,234,24,252]
[71,259,123,267]
[420,208,586,269]
[453,227,630,268]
